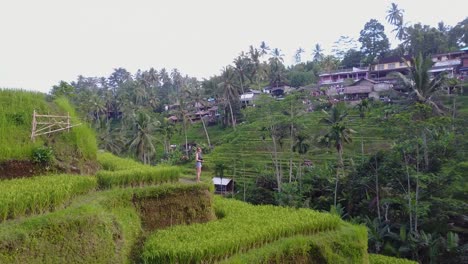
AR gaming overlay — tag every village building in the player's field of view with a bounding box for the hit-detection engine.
[240,89,262,106]
[212,177,234,194]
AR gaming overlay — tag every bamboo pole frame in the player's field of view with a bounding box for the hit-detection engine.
[31,110,81,141]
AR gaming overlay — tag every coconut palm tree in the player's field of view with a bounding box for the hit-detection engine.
[128,111,160,164]
[218,67,238,130]
[318,104,355,207]
[386,3,406,40]
[260,41,270,56]
[233,53,248,95]
[294,47,305,64]
[312,43,324,62]
[392,53,448,114]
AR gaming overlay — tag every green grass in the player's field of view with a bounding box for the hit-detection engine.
[221,224,368,264]
[54,97,97,160]
[97,152,143,171]
[0,174,97,222]
[141,196,343,263]
[0,189,140,264]
[0,91,97,173]
[0,89,49,161]
[96,152,181,188]
[0,183,213,264]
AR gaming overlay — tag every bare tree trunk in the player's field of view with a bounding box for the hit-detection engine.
[228,101,236,130]
[183,118,188,157]
[271,132,281,192]
[199,111,211,147]
[422,131,429,171]
[374,158,381,221]
[289,123,294,183]
[335,145,344,207]
[403,151,413,233]
[415,144,420,232]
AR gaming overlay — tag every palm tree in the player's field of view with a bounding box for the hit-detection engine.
[386,3,403,26]
[270,48,284,62]
[233,53,248,95]
[392,53,448,114]
[218,67,238,130]
[386,3,406,40]
[312,44,324,62]
[294,47,305,64]
[98,121,125,155]
[318,104,355,207]
[128,112,160,164]
[260,41,270,56]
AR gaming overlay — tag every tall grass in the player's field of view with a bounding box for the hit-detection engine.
[0,174,97,221]
[96,152,181,188]
[220,224,369,264]
[54,97,97,160]
[0,89,49,161]
[141,196,342,263]
[97,152,142,171]
[97,166,180,188]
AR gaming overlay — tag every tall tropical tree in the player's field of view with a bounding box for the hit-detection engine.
[312,43,324,62]
[128,111,160,164]
[318,104,355,207]
[233,53,249,95]
[386,3,406,41]
[392,54,448,114]
[359,19,390,64]
[294,47,305,64]
[218,67,239,130]
[260,41,270,56]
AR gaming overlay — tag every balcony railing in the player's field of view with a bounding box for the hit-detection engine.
[319,66,368,75]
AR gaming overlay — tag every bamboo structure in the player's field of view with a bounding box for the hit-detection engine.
[31,110,81,141]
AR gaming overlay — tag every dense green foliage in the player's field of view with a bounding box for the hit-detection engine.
[141,196,342,263]
[0,174,96,222]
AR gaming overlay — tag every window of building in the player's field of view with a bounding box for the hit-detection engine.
[388,63,395,69]
[376,64,384,70]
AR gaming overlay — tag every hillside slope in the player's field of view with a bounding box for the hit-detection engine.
[0,89,98,177]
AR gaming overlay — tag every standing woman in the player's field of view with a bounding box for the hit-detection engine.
[195,147,203,182]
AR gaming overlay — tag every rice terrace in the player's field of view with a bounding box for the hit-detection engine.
[1,1,468,263]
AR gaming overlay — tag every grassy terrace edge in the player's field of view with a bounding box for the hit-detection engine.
[96,152,181,188]
[0,183,212,264]
[0,174,97,222]
[141,196,343,263]
[219,224,368,264]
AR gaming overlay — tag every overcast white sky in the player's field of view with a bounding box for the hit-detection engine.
[1,0,467,93]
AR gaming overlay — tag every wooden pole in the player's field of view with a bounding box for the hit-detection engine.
[67,112,70,132]
[31,110,37,142]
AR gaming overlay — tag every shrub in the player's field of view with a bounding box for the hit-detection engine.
[31,146,54,164]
